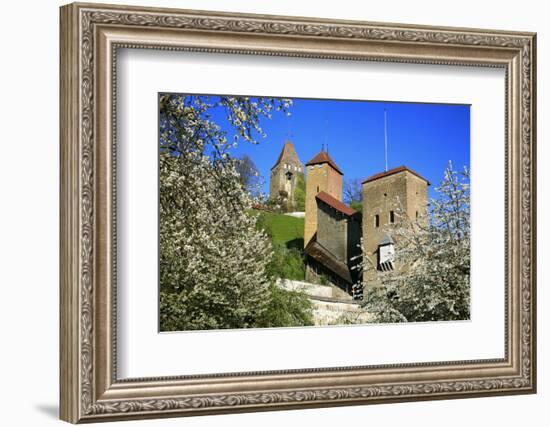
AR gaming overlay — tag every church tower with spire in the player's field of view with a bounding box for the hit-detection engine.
[269,141,304,211]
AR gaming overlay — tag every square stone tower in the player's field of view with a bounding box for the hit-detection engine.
[361,166,429,284]
[304,150,343,247]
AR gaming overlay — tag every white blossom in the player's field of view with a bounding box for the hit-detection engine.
[158,94,297,331]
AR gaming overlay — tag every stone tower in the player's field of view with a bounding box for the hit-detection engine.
[269,141,304,210]
[304,150,343,247]
[361,165,429,284]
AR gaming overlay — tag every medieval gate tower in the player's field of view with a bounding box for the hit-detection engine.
[304,150,344,247]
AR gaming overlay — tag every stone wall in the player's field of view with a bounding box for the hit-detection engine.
[277,279,373,326]
[346,216,362,266]
[305,258,352,294]
[317,202,347,263]
[304,163,343,247]
[269,166,304,210]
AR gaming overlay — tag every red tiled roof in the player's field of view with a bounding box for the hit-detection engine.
[316,191,359,217]
[305,151,343,175]
[362,165,430,185]
[271,141,303,170]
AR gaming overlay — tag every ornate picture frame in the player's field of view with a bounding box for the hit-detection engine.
[60,2,536,423]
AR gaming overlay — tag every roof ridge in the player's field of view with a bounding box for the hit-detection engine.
[316,191,359,217]
[362,165,430,185]
[305,150,343,175]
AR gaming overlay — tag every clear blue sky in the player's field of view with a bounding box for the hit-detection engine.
[210,96,470,199]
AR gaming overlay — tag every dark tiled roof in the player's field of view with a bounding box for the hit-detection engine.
[305,151,343,175]
[362,165,430,185]
[379,233,394,246]
[316,191,359,218]
[304,237,353,284]
[271,141,303,170]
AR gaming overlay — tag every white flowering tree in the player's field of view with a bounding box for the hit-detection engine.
[159,94,312,331]
[357,163,470,323]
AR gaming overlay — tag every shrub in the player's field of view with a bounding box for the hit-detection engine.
[266,242,305,281]
[256,283,314,327]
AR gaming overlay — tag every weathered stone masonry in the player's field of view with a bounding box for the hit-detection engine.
[269,141,304,211]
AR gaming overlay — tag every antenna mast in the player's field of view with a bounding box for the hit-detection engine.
[324,119,328,152]
[384,109,389,172]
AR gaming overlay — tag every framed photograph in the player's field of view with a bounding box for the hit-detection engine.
[60,2,537,423]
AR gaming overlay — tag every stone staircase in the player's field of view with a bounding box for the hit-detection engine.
[277,279,373,326]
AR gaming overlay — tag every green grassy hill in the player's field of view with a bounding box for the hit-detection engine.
[255,211,304,249]
[253,210,305,280]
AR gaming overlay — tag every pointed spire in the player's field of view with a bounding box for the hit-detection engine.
[271,141,302,170]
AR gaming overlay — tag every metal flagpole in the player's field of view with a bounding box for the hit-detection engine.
[324,118,328,152]
[384,109,388,172]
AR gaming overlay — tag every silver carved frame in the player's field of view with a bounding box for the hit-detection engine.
[59,2,537,423]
